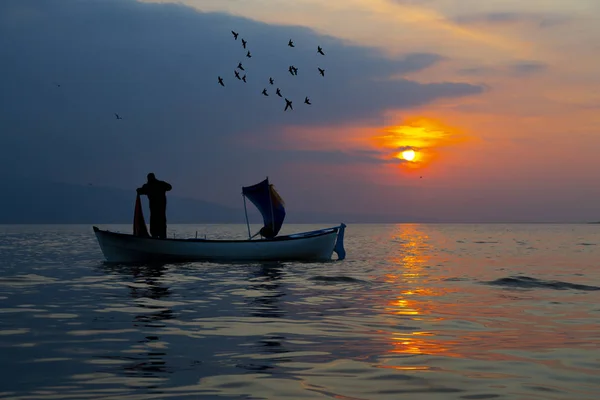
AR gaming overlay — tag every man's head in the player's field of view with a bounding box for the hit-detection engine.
[147,173,156,182]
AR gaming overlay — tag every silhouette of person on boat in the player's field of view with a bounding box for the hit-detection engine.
[136,173,172,239]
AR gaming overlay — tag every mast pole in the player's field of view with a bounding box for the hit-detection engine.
[267,176,275,232]
[243,193,251,239]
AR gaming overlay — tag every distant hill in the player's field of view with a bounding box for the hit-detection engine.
[0,177,422,224]
[0,178,243,224]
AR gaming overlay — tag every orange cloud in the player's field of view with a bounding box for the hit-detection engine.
[371,116,472,169]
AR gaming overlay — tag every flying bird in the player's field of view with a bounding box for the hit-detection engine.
[292,66,298,75]
[288,39,294,47]
[262,88,268,96]
[276,88,282,97]
[269,77,274,85]
[242,74,247,83]
[317,46,325,55]
[288,66,294,75]
[304,97,311,105]
[115,113,122,120]
[318,67,325,76]
[246,51,252,58]
[241,39,247,48]
[218,76,225,86]
[53,82,61,87]
[234,70,241,80]
[237,62,245,71]
[231,31,239,40]
[284,98,293,111]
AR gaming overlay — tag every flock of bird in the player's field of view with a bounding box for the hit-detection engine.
[54,29,327,119]
[219,30,327,111]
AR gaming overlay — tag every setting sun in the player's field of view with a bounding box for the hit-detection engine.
[401,149,416,161]
[371,116,471,170]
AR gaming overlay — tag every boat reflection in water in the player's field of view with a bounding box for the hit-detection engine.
[246,262,286,319]
[97,262,177,384]
[96,261,292,382]
[235,262,290,373]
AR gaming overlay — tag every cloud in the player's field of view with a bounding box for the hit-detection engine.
[457,60,547,77]
[0,0,483,196]
[237,147,403,165]
[456,67,492,76]
[508,61,547,75]
[453,12,571,28]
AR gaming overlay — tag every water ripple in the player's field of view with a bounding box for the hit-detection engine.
[483,276,600,291]
[1,223,599,399]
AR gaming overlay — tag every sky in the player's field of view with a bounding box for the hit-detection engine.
[1,0,599,222]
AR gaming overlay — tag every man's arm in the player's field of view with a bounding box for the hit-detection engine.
[162,181,172,192]
[137,184,148,195]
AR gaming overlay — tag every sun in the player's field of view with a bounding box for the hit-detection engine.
[371,116,472,170]
[401,149,416,161]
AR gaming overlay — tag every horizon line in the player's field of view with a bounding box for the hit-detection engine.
[1,221,598,226]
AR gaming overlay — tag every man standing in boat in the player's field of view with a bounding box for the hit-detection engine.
[136,173,172,239]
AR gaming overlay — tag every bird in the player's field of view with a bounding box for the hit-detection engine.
[292,66,298,75]
[269,77,274,85]
[234,70,241,80]
[241,39,247,49]
[53,82,61,87]
[317,46,325,55]
[288,66,294,75]
[218,76,225,86]
[242,74,247,83]
[231,31,239,40]
[304,96,311,105]
[288,39,294,47]
[276,88,282,97]
[284,98,293,111]
[262,88,268,96]
[318,67,325,76]
[237,62,245,71]
[246,51,252,58]
[115,113,122,120]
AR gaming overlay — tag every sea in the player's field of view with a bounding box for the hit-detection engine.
[0,223,599,400]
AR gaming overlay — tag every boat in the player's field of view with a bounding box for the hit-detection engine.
[93,177,346,263]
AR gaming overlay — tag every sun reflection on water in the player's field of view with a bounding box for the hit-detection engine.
[378,224,464,360]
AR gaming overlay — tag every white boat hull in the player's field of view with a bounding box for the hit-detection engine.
[92,224,346,263]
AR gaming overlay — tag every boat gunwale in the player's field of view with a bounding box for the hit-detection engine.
[92,225,340,244]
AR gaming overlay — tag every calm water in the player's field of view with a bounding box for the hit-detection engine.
[0,223,599,400]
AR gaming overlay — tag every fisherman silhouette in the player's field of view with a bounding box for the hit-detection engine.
[136,173,172,239]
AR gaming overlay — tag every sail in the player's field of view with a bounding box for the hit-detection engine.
[133,194,150,237]
[242,178,286,238]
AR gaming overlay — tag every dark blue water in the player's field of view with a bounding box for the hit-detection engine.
[1,223,599,399]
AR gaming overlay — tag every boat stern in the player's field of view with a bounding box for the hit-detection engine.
[333,223,347,260]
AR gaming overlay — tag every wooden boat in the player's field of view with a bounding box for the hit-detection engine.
[93,224,346,263]
[93,178,346,263]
